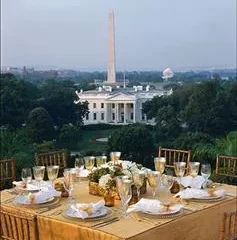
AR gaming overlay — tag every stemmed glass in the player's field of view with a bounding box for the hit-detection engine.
[75,157,85,176]
[174,162,186,187]
[147,171,160,198]
[47,166,59,187]
[116,178,132,218]
[188,162,200,177]
[21,168,32,187]
[154,157,166,174]
[84,156,95,172]
[63,168,75,199]
[96,156,107,168]
[33,166,45,189]
[159,175,174,206]
[110,152,121,164]
[201,163,211,187]
[132,171,145,200]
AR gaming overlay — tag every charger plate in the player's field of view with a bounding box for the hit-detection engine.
[63,207,112,221]
[14,195,55,205]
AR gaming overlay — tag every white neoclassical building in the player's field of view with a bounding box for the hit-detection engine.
[74,11,173,125]
[74,86,172,125]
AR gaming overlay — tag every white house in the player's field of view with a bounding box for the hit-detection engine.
[74,86,172,125]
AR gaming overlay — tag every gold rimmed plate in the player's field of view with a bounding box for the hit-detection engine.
[62,207,112,221]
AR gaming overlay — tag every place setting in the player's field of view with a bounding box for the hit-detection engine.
[173,162,227,203]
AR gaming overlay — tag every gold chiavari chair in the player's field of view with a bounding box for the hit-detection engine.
[219,211,237,240]
[35,150,67,176]
[0,159,16,189]
[158,146,191,172]
[0,205,38,240]
[216,155,237,182]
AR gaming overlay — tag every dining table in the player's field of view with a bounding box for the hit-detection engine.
[1,180,236,240]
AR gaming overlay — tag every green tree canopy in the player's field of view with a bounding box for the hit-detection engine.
[107,124,155,167]
[1,74,39,127]
[27,107,55,143]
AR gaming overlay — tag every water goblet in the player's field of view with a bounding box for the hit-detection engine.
[84,156,95,172]
[63,168,76,199]
[47,165,59,187]
[117,179,132,218]
[154,157,166,174]
[110,152,121,164]
[159,175,174,205]
[21,168,32,187]
[188,162,200,177]
[33,166,45,188]
[96,156,107,168]
[75,157,85,176]
[174,162,186,187]
[132,171,145,200]
[201,163,211,187]
[147,171,160,198]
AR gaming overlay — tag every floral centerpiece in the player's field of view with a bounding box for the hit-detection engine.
[88,160,147,199]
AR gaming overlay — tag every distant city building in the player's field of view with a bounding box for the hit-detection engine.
[74,11,173,125]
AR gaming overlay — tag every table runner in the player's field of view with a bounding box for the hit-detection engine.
[1,182,236,240]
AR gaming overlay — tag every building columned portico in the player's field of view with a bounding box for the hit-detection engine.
[74,87,172,125]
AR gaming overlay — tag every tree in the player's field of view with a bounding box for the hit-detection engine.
[39,79,88,126]
[27,107,55,143]
[107,124,155,167]
[0,74,39,126]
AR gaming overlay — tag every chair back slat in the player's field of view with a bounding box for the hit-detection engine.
[0,159,16,186]
[216,155,237,180]
[220,211,237,240]
[158,146,191,171]
[35,150,67,176]
[0,205,38,240]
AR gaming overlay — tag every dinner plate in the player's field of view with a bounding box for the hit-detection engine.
[14,195,54,205]
[63,207,109,219]
[140,204,182,216]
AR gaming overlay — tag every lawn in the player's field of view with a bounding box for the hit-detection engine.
[72,129,117,155]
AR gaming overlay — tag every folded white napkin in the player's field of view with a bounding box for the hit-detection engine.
[79,169,90,177]
[28,186,61,203]
[178,176,206,189]
[70,200,105,219]
[128,198,161,213]
[13,181,40,191]
[175,188,226,199]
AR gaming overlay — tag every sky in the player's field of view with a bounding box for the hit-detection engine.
[1,0,236,71]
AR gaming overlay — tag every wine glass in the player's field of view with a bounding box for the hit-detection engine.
[110,152,121,164]
[132,171,145,200]
[147,171,160,198]
[159,175,174,206]
[47,166,59,187]
[96,156,107,168]
[174,162,186,187]
[201,163,211,187]
[33,166,45,188]
[84,156,95,172]
[117,179,132,218]
[63,168,74,197]
[188,162,200,177]
[21,168,32,187]
[154,157,166,174]
[75,157,85,176]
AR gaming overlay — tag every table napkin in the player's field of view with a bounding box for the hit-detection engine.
[127,198,162,214]
[79,169,90,177]
[70,200,105,219]
[28,186,61,203]
[178,176,206,189]
[175,188,226,199]
[13,181,40,191]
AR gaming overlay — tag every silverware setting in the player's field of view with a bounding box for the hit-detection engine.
[91,217,120,228]
[36,203,62,214]
[1,197,16,203]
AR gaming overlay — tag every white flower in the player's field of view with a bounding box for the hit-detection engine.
[99,174,112,189]
[122,169,132,178]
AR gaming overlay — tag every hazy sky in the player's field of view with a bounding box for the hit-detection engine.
[1,0,236,71]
